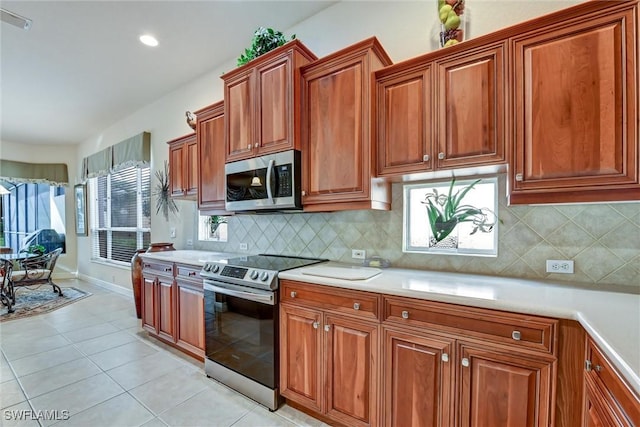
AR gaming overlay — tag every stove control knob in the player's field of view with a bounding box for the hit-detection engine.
[211,264,220,273]
[260,272,269,282]
[250,270,259,280]
[203,264,211,272]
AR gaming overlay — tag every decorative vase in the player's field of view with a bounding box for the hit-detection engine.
[130,249,147,319]
[438,0,466,48]
[146,242,176,253]
[429,235,459,249]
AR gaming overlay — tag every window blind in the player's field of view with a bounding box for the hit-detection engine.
[91,166,150,264]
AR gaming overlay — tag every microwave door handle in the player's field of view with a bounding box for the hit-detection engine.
[266,159,275,204]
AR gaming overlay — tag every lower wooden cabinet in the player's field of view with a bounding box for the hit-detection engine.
[383,327,454,427]
[141,260,205,360]
[458,342,554,427]
[280,282,380,427]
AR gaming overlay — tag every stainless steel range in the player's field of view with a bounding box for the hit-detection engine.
[200,254,326,410]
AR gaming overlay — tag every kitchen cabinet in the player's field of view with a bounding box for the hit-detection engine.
[375,42,506,178]
[510,1,639,204]
[583,338,640,426]
[141,260,205,360]
[383,295,557,427]
[280,280,381,427]
[195,101,228,213]
[222,40,316,162]
[383,327,454,427]
[167,133,197,199]
[300,37,392,212]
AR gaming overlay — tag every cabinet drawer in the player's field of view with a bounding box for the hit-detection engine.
[280,280,381,321]
[141,260,174,276]
[383,296,557,354]
[586,338,640,426]
[175,264,202,283]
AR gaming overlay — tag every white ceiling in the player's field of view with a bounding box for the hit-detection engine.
[0,1,335,146]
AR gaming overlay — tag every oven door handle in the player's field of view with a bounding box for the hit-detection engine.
[266,159,275,204]
[203,281,275,305]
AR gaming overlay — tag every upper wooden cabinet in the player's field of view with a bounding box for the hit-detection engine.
[375,42,507,178]
[167,133,197,199]
[222,40,316,163]
[301,37,392,212]
[510,1,639,204]
[195,101,228,213]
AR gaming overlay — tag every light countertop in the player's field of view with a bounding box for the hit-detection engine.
[280,262,640,395]
[139,250,239,266]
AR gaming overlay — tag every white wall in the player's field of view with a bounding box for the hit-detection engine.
[69,0,580,290]
[0,140,78,277]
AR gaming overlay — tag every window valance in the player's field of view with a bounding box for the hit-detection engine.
[0,159,69,186]
[81,131,150,181]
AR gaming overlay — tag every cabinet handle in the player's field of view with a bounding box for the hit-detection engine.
[401,310,409,319]
[188,271,197,277]
[423,154,430,162]
[461,357,470,367]
[312,321,319,329]
[247,144,252,149]
[164,267,172,272]
[442,353,449,363]
[353,303,360,310]
[438,152,445,160]
[324,324,331,332]
[512,330,521,341]
[585,360,603,372]
[301,190,306,197]
[143,264,151,268]
[290,291,297,298]
[515,173,523,182]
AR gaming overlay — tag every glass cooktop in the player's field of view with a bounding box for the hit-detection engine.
[224,254,327,272]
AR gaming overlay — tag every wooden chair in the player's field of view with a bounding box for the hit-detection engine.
[9,248,64,308]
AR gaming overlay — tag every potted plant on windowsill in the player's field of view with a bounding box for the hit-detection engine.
[422,178,497,248]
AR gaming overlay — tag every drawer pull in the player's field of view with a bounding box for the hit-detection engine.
[515,173,524,182]
[423,154,430,162]
[164,267,172,272]
[512,330,521,341]
[586,360,603,373]
[438,152,445,160]
[324,324,331,332]
[188,271,197,276]
[401,310,409,319]
[442,353,449,363]
[461,357,470,367]
[290,291,297,298]
[312,321,319,329]
[143,264,151,268]
[353,303,360,311]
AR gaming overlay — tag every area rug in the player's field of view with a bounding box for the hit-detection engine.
[0,287,91,322]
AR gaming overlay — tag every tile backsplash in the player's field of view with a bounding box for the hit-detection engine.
[196,178,639,290]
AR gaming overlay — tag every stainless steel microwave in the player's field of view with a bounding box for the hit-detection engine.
[225,150,302,212]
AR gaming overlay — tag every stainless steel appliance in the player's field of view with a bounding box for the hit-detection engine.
[201,254,326,410]
[225,150,301,212]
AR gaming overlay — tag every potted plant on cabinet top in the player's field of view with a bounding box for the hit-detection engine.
[422,178,497,248]
[237,27,296,66]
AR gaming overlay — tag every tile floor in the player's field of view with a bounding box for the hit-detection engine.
[0,279,328,427]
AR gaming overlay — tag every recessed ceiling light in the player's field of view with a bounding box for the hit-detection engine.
[139,34,158,47]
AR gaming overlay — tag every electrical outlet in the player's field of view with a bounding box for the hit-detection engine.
[352,249,366,259]
[170,227,176,238]
[546,260,574,274]
[186,239,193,247]
[239,243,248,251]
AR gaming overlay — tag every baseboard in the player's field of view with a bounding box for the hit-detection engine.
[52,272,77,280]
[77,273,133,298]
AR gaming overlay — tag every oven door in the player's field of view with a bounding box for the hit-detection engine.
[203,280,277,389]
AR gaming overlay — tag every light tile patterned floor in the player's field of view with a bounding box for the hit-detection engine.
[0,279,328,427]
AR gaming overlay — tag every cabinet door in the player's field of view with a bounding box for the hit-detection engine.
[184,138,198,197]
[458,343,554,427]
[141,275,157,333]
[436,43,505,169]
[157,277,175,342]
[225,70,255,162]
[303,58,369,204]
[325,314,379,427]
[511,5,639,203]
[256,54,292,155]
[169,143,185,197]
[197,102,226,211]
[176,281,204,357]
[584,377,619,427]
[383,328,454,427]
[280,304,323,413]
[376,68,433,176]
